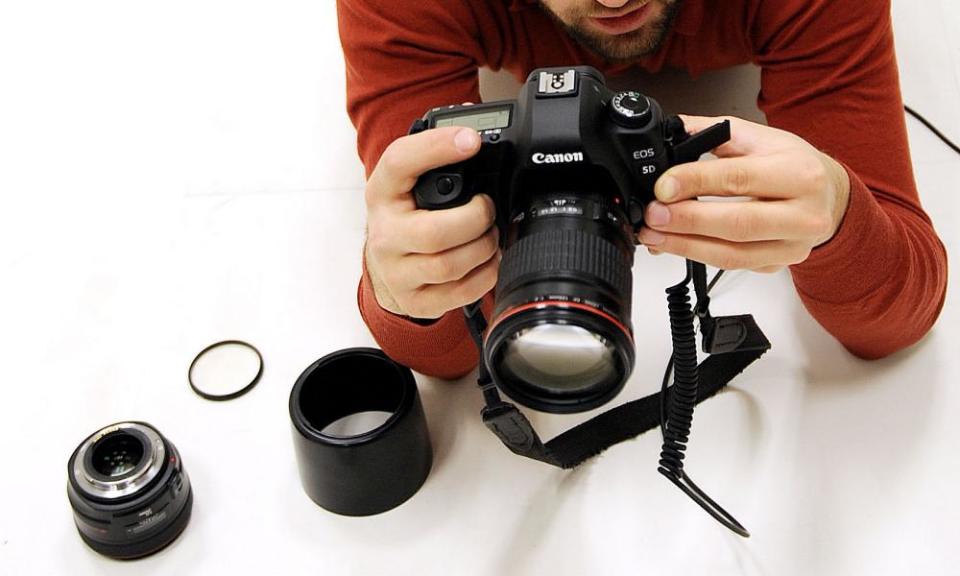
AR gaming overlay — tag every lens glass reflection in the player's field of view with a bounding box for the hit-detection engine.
[500,323,616,394]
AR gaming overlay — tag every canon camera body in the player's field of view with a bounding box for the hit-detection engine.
[411,66,730,414]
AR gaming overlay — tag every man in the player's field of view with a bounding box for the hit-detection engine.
[337,0,948,379]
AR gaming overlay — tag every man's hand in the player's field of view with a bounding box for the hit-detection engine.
[364,126,500,319]
[638,116,851,273]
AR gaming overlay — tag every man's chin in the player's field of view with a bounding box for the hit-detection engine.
[566,27,662,62]
[539,0,683,62]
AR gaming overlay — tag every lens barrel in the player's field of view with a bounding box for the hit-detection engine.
[67,422,192,560]
[485,191,637,413]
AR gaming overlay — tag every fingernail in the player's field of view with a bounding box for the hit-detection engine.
[638,227,666,246]
[645,201,671,227]
[454,128,479,153]
[656,176,679,202]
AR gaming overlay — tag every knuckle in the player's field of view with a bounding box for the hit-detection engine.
[716,251,748,270]
[722,166,750,195]
[800,156,829,191]
[457,261,497,305]
[673,204,697,230]
[480,258,500,291]
[474,194,496,224]
[448,283,472,309]
[378,142,402,176]
[425,256,455,283]
[807,213,833,240]
[730,210,755,241]
[689,169,706,196]
[415,223,445,253]
[483,228,500,255]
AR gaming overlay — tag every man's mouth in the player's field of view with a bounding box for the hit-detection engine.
[588,2,655,35]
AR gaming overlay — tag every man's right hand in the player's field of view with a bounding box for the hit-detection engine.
[364,126,500,320]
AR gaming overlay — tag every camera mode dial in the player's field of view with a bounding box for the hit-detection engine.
[609,92,652,128]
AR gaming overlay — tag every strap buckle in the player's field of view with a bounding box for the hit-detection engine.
[702,314,769,355]
[481,403,539,453]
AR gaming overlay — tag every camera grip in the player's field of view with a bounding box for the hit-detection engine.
[413,169,472,210]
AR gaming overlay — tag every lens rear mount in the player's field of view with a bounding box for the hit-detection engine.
[67,421,192,560]
[73,423,166,501]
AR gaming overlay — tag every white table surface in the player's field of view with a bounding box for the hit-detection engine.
[1,2,957,575]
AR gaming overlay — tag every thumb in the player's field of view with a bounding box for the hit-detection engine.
[366,127,481,208]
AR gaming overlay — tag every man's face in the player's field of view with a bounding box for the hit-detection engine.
[538,0,684,61]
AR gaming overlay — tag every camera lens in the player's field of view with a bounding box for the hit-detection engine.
[67,422,193,560]
[499,324,619,394]
[485,182,636,414]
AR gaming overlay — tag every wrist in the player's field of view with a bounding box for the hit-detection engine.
[363,245,439,325]
[363,244,404,315]
[814,152,852,247]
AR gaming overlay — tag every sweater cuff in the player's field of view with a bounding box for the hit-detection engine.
[357,265,480,379]
[789,164,899,305]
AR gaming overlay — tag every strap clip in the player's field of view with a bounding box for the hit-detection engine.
[481,403,538,453]
[702,314,769,355]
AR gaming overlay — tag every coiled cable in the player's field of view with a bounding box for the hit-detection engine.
[658,262,750,537]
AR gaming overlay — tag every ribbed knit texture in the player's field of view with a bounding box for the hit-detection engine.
[341,0,948,377]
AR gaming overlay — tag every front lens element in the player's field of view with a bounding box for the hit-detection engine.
[501,324,617,394]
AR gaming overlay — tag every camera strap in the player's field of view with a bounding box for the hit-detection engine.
[463,262,770,469]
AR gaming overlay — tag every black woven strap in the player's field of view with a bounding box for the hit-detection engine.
[464,294,770,469]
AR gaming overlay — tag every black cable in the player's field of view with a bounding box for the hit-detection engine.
[653,104,959,536]
[706,269,725,293]
[905,105,960,156]
[658,264,749,538]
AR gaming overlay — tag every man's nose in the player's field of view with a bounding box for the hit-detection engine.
[595,0,632,8]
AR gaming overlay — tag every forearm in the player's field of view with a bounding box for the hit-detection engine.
[358,266,492,379]
[789,167,948,358]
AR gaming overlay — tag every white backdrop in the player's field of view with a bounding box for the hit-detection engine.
[0,1,957,575]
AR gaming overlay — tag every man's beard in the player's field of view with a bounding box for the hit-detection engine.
[538,1,684,62]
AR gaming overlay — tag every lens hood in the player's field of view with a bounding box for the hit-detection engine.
[289,348,432,516]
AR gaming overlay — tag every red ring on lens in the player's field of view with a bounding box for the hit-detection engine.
[486,300,633,343]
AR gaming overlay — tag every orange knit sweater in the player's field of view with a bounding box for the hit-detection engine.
[337,0,948,378]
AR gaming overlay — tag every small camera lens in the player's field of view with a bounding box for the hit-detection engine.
[67,422,193,560]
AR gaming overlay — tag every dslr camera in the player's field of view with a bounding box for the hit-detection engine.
[412,66,730,414]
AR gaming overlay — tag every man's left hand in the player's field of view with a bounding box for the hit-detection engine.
[638,115,851,273]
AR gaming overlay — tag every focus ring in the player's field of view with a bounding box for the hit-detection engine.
[496,228,633,298]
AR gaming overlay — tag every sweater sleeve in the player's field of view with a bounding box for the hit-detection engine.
[337,0,491,377]
[752,0,948,358]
